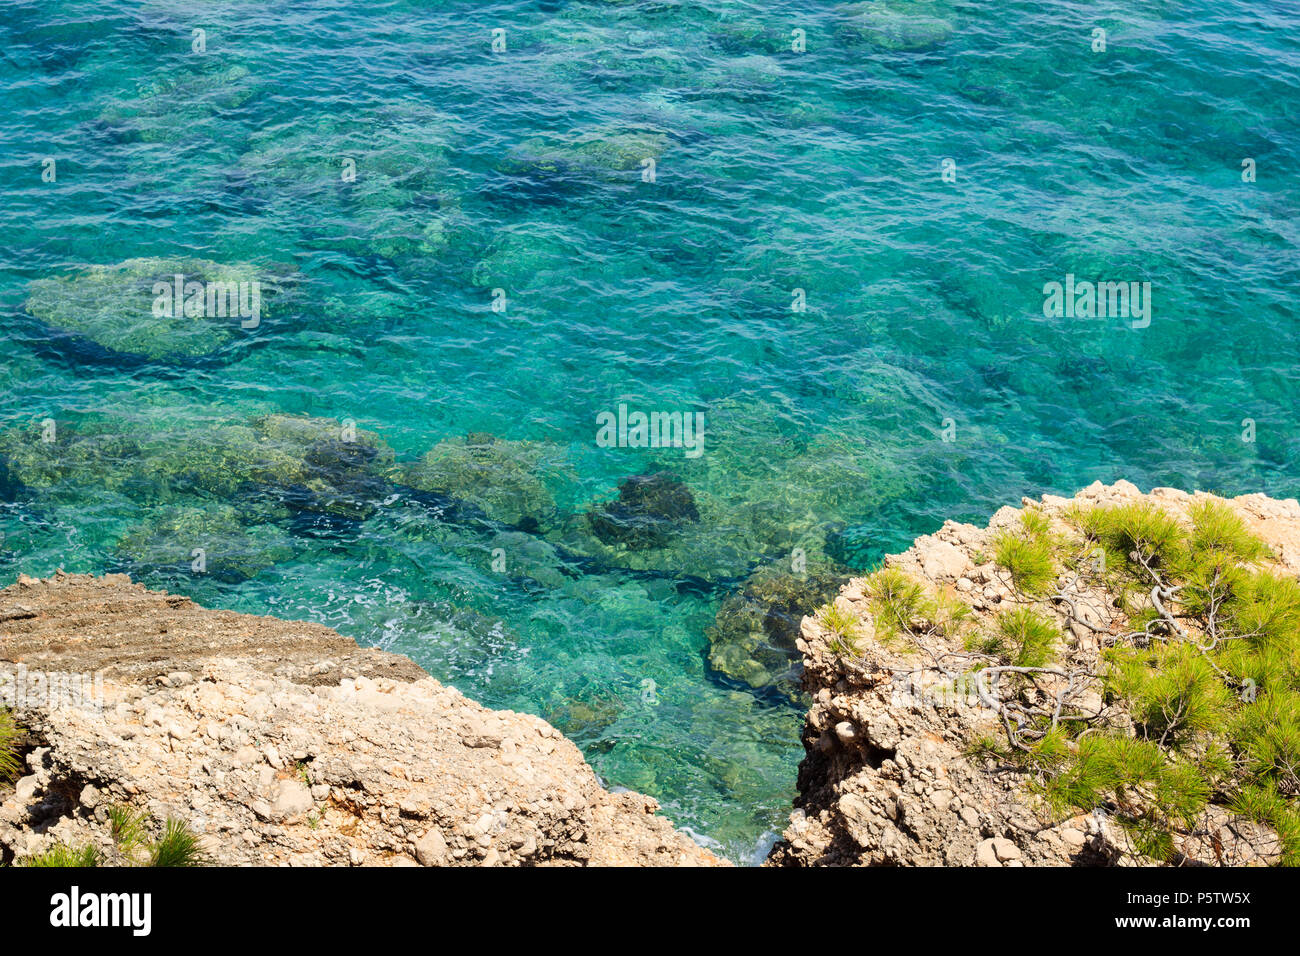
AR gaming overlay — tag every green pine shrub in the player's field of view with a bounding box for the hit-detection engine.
[863,566,932,637]
[1072,500,1185,575]
[1230,782,1300,866]
[21,843,103,867]
[1108,643,1233,748]
[1186,499,1269,563]
[817,601,861,657]
[993,508,1057,596]
[148,819,213,867]
[107,804,149,856]
[17,807,211,868]
[1035,498,1300,864]
[0,707,19,783]
[995,606,1059,668]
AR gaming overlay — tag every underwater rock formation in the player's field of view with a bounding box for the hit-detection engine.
[94,64,258,143]
[500,126,670,183]
[251,414,398,522]
[837,1,955,52]
[706,558,848,698]
[0,413,397,522]
[113,504,295,583]
[237,103,452,196]
[24,257,273,363]
[540,394,919,584]
[587,470,700,550]
[544,685,626,746]
[403,433,567,532]
[234,102,463,265]
[469,223,588,297]
[0,420,142,499]
[142,422,308,499]
[708,19,796,55]
[125,413,397,521]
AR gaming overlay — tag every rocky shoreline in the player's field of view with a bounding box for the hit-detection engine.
[767,482,1298,867]
[0,573,722,866]
[3,482,1297,867]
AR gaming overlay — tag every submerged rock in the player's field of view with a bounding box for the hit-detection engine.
[24,257,274,362]
[250,414,398,521]
[587,471,700,550]
[141,422,305,499]
[701,54,787,102]
[94,64,258,143]
[0,420,142,498]
[706,558,848,697]
[114,504,295,583]
[0,413,397,521]
[234,102,463,265]
[548,511,755,583]
[838,1,955,52]
[708,19,796,55]
[469,223,587,295]
[237,101,453,197]
[500,126,670,183]
[481,530,573,590]
[159,414,396,519]
[544,394,916,583]
[403,433,567,531]
[545,685,626,744]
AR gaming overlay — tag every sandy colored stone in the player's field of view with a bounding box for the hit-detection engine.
[0,573,722,867]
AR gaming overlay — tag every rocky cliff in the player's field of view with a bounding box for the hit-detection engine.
[0,573,722,866]
[7,481,1297,869]
[768,482,1298,867]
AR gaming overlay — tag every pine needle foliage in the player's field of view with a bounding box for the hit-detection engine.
[16,808,212,868]
[1042,499,1300,863]
[863,566,932,637]
[0,708,20,783]
[993,508,1057,597]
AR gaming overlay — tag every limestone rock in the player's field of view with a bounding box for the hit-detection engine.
[767,482,1295,868]
[0,574,722,868]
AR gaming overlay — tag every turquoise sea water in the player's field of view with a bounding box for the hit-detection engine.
[1,0,1297,861]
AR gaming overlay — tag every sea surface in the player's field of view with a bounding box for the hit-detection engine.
[1,0,1297,862]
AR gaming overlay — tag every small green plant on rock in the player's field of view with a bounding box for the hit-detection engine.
[993,508,1058,597]
[817,602,861,657]
[148,818,212,867]
[863,566,932,638]
[933,586,973,640]
[107,804,149,857]
[0,707,20,783]
[995,606,1060,668]
[18,807,211,868]
[22,843,104,868]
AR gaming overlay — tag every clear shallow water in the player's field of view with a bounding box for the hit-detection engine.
[1,0,1297,861]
